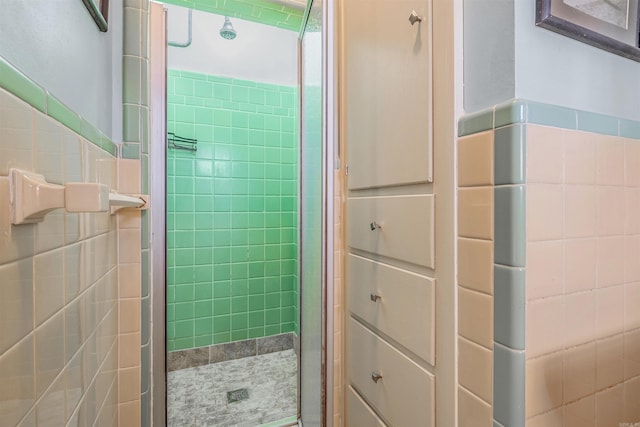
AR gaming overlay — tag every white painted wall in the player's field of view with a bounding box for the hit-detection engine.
[0,0,123,139]
[166,4,298,86]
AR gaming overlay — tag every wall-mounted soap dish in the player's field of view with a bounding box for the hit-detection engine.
[7,168,148,225]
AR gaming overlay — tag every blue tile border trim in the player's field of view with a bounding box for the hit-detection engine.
[494,125,525,185]
[493,343,525,427]
[494,265,525,350]
[494,186,526,267]
[458,97,640,139]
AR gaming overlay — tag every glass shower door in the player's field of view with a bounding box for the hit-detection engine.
[299,0,333,425]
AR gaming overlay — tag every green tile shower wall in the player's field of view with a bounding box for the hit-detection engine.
[166,69,299,351]
[161,0,304,31]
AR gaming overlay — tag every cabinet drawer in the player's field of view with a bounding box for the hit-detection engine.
[348,254,435,365]
[347,386,387,427]
[348,318,434,427]
[347,195,434,268]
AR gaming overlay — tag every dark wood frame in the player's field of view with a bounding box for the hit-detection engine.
[536,0,640,61]
[82,0,109,32]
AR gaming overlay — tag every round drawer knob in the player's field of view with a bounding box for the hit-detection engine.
[370,221,382,231]
[371,372,383,383]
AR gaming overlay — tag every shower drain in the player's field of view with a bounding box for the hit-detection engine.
[227,388,250,403]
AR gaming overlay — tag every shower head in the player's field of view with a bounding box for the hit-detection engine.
[219,16,237,40]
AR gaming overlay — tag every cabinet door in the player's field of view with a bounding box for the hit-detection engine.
[344,0,432,190]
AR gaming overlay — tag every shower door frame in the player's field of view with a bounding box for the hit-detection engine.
[150,1,336,425]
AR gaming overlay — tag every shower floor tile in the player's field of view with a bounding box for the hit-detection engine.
[168,349,297,427]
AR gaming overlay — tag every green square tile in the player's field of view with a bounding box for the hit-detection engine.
[213,315,231,333]
[231,296,248,312]
[231,313,248,331]
[194,335,213,347]
[264,325,280,336]
[214,83,231,101]
[195,81,213,98]
[281,323,294,333]
[231,279,249,296]
[174,337,194,350]
[248,278,265,295]
[213,264,231,280]
[214,281,231,298]
[231,263,249,279]
[195,317,213,335]
[248,262,265,278]
[232,128,249,145]
[281,291,294,307]
[248,311,264,328]
[228,331,246,342]
[195,283,214,300]
[232,85,249,103]
[248,328,264,339]
[175,284,195,302]
[265,90,280,107]
[265,293,281,309]
[281,306,294,323]
[249,88,265,105]
[262,303,281,327]
[194,265,213,282]
[175,78,194,97]
[213,298,231,316]
[248,295,264,311]
[213,332,231,344]
[174,320,194,338]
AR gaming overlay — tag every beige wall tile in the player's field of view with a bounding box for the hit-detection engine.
[563,342,595,403]
[119,299,141,334]
[119,263,141,299]
[563,130,596,185]
[564,185,596,238]
[118,210,141,229]
[526,352,563,417]
[625,139,640,187]
[527,125,563,184]
[565,291,595,347]
[458,131,493,187]
[564,238,596,294]
[595,383,625,427]
[527,184,563,241]
[458,238,493,295]
[458,287,493,349]
[33,114,64,185]
[458,187,494,240]
[119,333,141,369]
[624,376,640,422]
[526,241,563,300]
[596,335,624,391]
[596,137,625,186]
[564,396,595,427]
[34,249,64,326]
[458,386,492,427]
[527,297,564,358]
[596,285,625,339]
[118,229,141,264]
[0,90,34,176]
[458,337,492,403]
[597,237,625,289]
[625,283,640,330]
[35,311,65,397]
[0,335,35,426]
[596,186,625,236]
[0,259,34,354]
[118,159,141,194]
[0,178,35,265]
[623,329,640,380]
[118,367,141,403]
[526,408,563,427]
[35,210,66,254]
[624,236,640,283]
[36,373,65,427]
[624,188,640,235]
[119,400,141,427]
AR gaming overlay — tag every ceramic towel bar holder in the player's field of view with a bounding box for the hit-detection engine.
[8,168,149,225]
